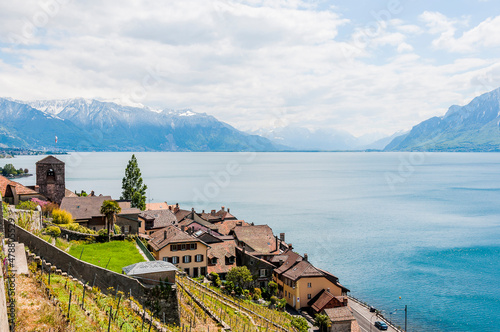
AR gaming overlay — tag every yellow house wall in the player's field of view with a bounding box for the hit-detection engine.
[156,242,208,277]
[296,277,342,309]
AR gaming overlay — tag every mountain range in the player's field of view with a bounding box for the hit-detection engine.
[385,87,500,151]
[2,87,500,152]
[0,98,280,152]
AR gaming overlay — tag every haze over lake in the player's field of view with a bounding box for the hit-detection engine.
[6,152,500,331]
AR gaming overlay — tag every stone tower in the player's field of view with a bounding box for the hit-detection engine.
[36,155,66,205]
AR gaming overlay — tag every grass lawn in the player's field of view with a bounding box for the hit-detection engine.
[68,240,146,274]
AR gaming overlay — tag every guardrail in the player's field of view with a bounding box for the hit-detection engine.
[136,237,155,261]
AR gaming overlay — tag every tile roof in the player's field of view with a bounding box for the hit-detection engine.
[65,189,78,198]
[0,175,39,196]
[146,202,173,210]
[122,261,177,276]
[282,260,324,281]
[214,220,249,235]
[207,239,237,274]
[174,209,192,222]
[36,155,64,164]
[60,196,112,220]
[273,250,303,274]
[148,225,206,251]
[323,307,355,322]
[232,225,278,254]
[309,290,348,312]
[139,209,177,229]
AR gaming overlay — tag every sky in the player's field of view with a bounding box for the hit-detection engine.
[1,0,500,137]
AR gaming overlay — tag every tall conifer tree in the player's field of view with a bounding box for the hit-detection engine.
[121,154,147,210]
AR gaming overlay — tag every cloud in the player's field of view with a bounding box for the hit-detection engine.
[0,1,499,137]
[420,11,500,53]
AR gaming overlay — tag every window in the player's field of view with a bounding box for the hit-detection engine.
[211,258,217,265]
[183,255,191,263]
[307,283,312,288]
[260,269,267,277]
[190,243,197,250]
[285,290,287,297]
[195,254,203,262]
[200,267,206,276]
[171,244,178,251]
[184,268,190,275]
[172,256,179,264]
[162,257,169,262]
[249,260,254,265]
[307,294,311,300]
[181,244,186,251]
[228,257,235,264]
[47,169,55,177]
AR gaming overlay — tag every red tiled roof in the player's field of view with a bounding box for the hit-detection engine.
[148,225,207,251]
[0,175,39,196]
[60,196,112,220]
[232,225,277,254]
[139,209,177,229]
[146,202,173,210]
[323,307,355,322]
[65,189,78,198]
[207,240,237,274]
[215,220,249,235]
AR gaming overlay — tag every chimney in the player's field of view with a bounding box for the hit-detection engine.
[327,288,330,293]
[211,210,216,216]
[221,206,225,211]
[168,205,172,210]
[288,243,293,250]
[275,235,278,251]
[280,233,285,242]
[202,210,205,214]
[174,203,179,213]
[228,208,230,213]
[237,221,242,226]
[304,253,308,261]
[164,230,167,240]
[181,225,186,232]
[192,207,195,212]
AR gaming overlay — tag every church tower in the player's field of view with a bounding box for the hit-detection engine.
[36,155,66,205]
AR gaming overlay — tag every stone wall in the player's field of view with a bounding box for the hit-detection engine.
[36,160,65,204]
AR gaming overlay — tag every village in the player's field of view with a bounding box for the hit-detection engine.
[1,155,399,332]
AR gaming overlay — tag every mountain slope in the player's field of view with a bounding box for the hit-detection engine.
[385,87,500,151]
[0,98,280,152]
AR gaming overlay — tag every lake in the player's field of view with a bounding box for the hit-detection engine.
[4,152,500,331]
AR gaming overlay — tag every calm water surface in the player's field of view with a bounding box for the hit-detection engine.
[4,152,500,331]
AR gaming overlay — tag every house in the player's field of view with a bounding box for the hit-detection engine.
[205,238,238,280]
[322,307,359,332]
[236,247,276,288]
[60,196,141,233]
[122,261,177,285]
[308,289,348,314]
[148,225,209,278]
[0,175,47,205]
[36,155,66,204]
[196,206,237,223]
[138,209,177,235]
[273,250,349,310]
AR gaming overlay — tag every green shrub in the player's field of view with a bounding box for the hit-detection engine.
[291,316,309,332]
[52,209,73,224]
[16,200,38,210]
[270,295,278,305]
[46,226,61,238]
[42,203,58,217]
[209,272,221,288]
[114,224,121,235]
[125,234,137,242]
[2,202,9,217]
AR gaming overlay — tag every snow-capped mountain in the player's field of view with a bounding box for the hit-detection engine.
[0,98,280,152]
[385,87,500,151]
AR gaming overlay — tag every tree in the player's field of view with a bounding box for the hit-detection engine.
[100,200,121,242]
[1,164,17,176]
[291,316,309,332]
[121,154,147,210]
[226,266,254,291]
[314,313,331,332]
[268,281,278,296]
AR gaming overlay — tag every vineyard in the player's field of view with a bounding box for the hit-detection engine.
[30,262,172,332]
[176,275,298,332]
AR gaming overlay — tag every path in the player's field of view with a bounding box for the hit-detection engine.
[3,241,29,275]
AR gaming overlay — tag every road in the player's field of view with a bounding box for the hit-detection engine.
[349,298,401,332]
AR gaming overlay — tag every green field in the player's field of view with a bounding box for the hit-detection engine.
[68,241,146,274]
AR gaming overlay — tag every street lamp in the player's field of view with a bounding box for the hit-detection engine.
[393,305,407,331]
